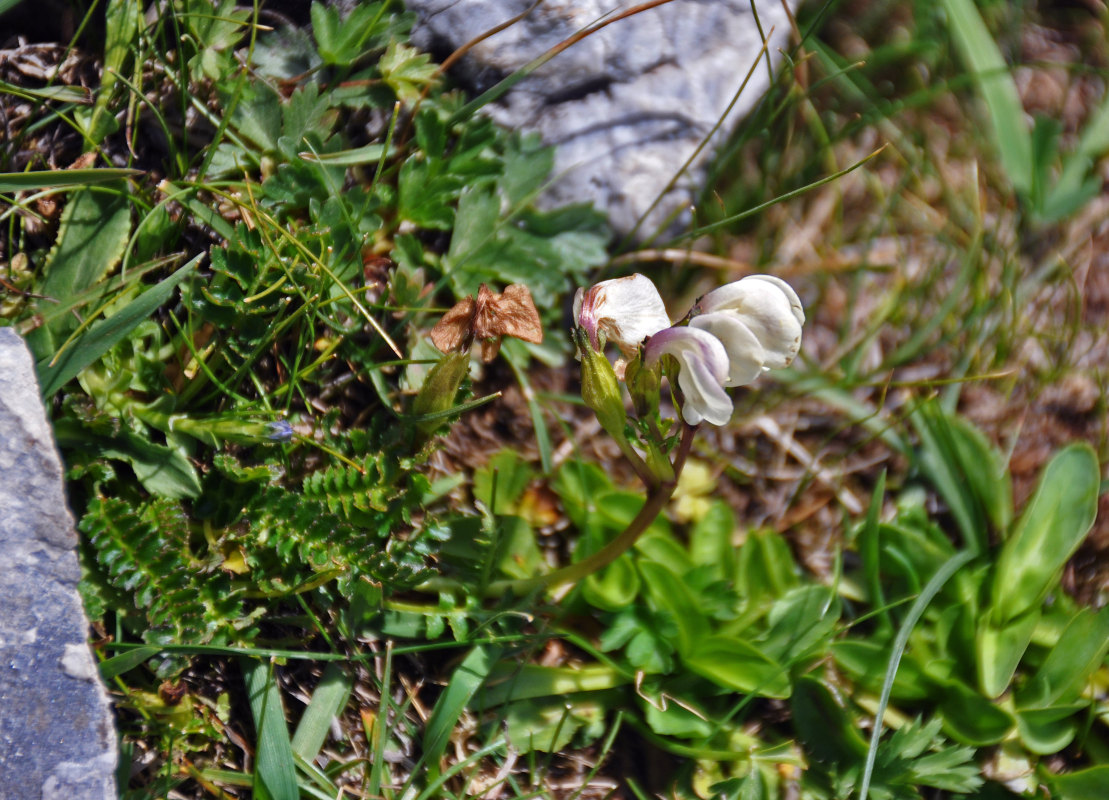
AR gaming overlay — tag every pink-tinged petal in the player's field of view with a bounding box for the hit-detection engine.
[575,274,670,353]
[689,312,765,387]
[694,275,803,370]
[644,326,733,426]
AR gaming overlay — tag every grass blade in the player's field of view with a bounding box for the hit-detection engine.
[0,168,141,192]
[243,659,300,800]
[291,663,352,762]
[858,548,976,800]
[940,0,1032,195]
[422,644,504,780]
[36,255,201,397]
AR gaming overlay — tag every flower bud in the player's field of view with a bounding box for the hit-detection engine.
[624,354,660,421]
[411,351,470,434]
[576,328,627,439]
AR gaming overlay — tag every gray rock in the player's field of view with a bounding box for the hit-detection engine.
[408,0,795,237]
[0,328,117,799]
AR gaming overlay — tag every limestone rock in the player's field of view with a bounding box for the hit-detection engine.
[0,328,117,799]
[408,0,795,237]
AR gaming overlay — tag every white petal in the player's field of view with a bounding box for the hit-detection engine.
[690,312,765,387]
[645,326,733,426]
[577,274,670,353]
[695,275,803,369]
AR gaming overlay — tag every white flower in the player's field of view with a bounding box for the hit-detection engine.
[643,326,733,426]
[689,275,804,387]
[574,274,671,355]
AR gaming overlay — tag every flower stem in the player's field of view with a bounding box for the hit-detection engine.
[483,422,698,598]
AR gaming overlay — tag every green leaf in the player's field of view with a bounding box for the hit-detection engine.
[791,676,868,763]
[976,609,1040,700]
[988,443,1099,624]
[940,0,1033,196]
[582,553,640,612]
[503,697,606,753]
[833,640,932,702]
[86,0,141,143]
[1015,704,1083,755]
[1046,766,1109,800]
[473,449,533,513]
[379,41,438,104]
[243,660,299,800]
[38,187,132,331]
[99,645,163,680]
[638,561,708,656]
[689,501,735,579]
[912,401,1010,554]
[684,635,790,698]
[310,1,391,66]
[1018,605,1109,708]
[0,168,142,192]
[423,645,503,775]
[759,585,840,665]
[937,676,1013,746]
[291,663,352,762]
[36,256,199,397]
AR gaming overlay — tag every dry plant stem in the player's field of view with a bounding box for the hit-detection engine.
[484,422,698,598]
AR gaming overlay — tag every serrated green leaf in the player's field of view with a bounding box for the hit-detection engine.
[379,41,438,104]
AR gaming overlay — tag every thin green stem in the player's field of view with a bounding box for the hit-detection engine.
[483,423,698,597]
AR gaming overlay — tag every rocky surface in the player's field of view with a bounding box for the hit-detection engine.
[408,0,796,237]
[0,328,117,799]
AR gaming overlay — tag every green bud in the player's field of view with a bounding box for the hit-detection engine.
[411,351,470,439]
[624,353,660,421]
[576,328,627,439]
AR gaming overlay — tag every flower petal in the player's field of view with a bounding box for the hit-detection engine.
[576,273,670,353]
[695,275,803,369]
[689,312,765,387]
[645,326,733,426]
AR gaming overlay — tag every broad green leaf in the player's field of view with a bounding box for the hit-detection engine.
[639,560,708,656]
[291,663,352,762]
[1018,605,1109,708]
[940,0,1032,195]
[937,677,1013,746]
[582,553,640,611]
[976,609,1040,699]
[38,187,132,331]
[790,676,868,763]
[503,697,605,753]
[989,443,1099,625]
[473,449,533,513]
[37,256,199,397]
[1047,766,1109,800]
[832,640,931,701]
[641,694,713,739]
[0,168,141,192]
[1015,704,1083,755]
[243,660,299,800]
[759,585,840,665]
[684,635,790,698]
[689,501,735,579]
[475,663,626,708]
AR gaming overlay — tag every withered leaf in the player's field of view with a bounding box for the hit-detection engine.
[429,295,476,354]
[430,283,543,362]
